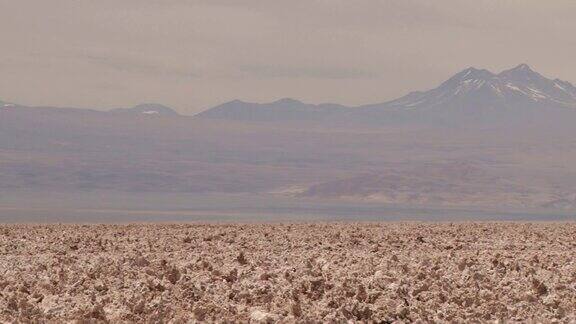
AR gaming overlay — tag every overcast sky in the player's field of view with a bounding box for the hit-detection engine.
[1,0,576,113]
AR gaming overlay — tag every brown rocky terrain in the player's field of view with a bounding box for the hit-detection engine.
[1,223,575,322]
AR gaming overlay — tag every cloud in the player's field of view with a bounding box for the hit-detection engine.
[77,54,200,80]
[239,65,380,80]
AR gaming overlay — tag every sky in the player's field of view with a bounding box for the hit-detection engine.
[1,0,576,114]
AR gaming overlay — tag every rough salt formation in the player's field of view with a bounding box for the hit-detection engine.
[0,223,575,322]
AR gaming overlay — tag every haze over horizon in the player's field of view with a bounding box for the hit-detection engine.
[2,2,576,322]
[1,0,576,113]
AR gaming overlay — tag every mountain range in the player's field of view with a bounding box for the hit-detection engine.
[4,64,576,127]
[2,64,576,212]
[196,64,576,127]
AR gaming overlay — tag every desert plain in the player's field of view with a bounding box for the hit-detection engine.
[0,222,575,322]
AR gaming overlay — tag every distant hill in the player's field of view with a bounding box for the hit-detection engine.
[195,98,348,122]
[0,100,17,108]
[109,103,180,116]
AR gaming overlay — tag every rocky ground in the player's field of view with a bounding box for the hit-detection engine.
[0,223,575,322]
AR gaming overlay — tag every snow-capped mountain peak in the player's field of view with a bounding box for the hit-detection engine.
[451,67,495,82]
[382,64,576,110]
[347,64,576,126]
[498,64,546,83]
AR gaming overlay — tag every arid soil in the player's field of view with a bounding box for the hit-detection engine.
[1,223,575,322]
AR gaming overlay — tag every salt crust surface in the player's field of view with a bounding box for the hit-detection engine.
[0,223,575,322]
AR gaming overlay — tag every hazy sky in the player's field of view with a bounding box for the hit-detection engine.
[1,0,576,113]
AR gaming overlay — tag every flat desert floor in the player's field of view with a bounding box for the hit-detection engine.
[1,223,575,322]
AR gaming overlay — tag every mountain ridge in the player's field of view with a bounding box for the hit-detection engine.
[196,64,576,126]
[194,98,349,122]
